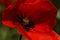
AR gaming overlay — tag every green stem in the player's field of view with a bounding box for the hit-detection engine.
[19,35,22,40]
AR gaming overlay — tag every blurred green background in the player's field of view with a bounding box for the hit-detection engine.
[0,0,60,40]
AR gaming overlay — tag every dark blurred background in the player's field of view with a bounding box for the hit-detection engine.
[0,0,60,40]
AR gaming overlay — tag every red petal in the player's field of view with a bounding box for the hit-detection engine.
[38,0,57,28]
[33,22,52,33]
[26,30,60,40]
[0,0,11,6]
[15,22,59,40]
[2,3,17,28]
[15,21,60,40]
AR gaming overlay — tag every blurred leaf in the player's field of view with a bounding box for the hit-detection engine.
[54,18,60,34]
[57,10,60,19]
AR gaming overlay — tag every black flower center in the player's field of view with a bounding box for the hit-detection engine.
[16,15,35,31]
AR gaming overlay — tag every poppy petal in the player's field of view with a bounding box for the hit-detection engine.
[26,30,60,40]
[2,3,17,28]
[0,0,11,6]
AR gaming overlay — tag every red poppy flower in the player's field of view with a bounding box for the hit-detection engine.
[0,0,12,6]
[2,0,60,40]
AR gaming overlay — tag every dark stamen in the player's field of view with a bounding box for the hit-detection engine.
[16,15,35,31]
